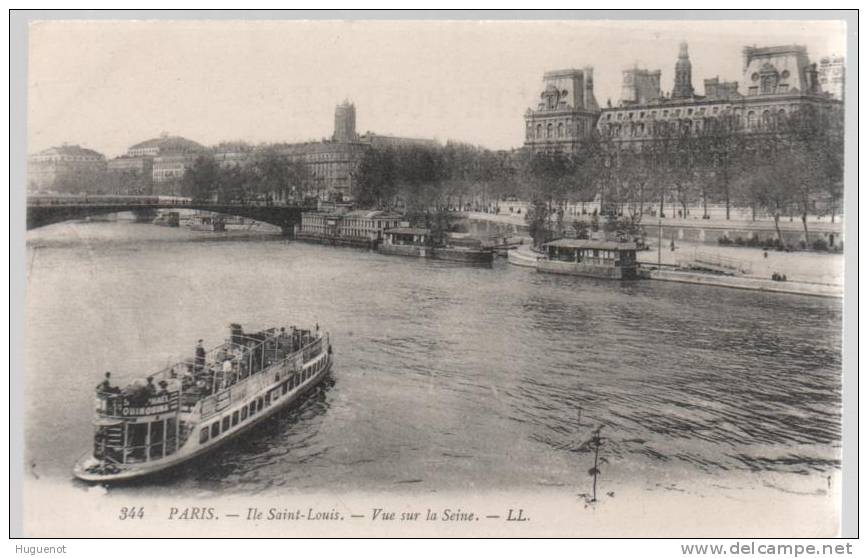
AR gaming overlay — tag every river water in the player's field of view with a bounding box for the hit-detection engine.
[24,222,842,497]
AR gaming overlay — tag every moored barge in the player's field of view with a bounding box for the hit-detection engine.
[538,239,639,279]
[294,210,403,248]
[73,323,332,483]
[379,227,494,266]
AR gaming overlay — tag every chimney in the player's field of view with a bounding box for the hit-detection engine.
[583,66,598,111]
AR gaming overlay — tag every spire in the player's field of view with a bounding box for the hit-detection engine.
[672,41,694,99]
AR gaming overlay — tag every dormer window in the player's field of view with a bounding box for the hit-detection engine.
[759,63,779,95]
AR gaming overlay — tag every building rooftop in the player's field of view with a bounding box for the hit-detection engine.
[129,135,204,154]
[344,210,402,219]
[31,144,104,159]
[743,44,807,57]
[385,227,430,235]
[543,68,590,78]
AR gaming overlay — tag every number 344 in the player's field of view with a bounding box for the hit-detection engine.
[118,507,145,520]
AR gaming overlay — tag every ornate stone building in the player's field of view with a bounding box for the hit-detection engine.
[524,68,600,153]
[107,133,205,193]
[333,101,358,142]
[27,144,106,193]
[818,55,845,101]
[621,68,662,106]
[672,42,695,99]
[279,103,439,200]
[597,43,842,145]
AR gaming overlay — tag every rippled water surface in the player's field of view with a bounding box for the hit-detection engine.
[24,223,842,495]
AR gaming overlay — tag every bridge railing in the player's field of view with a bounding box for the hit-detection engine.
[27,195,179,206]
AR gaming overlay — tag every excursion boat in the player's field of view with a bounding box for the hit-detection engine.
[152,211,180,227]
[73,323,332,483]
[538,239,639,279]
[378,227,494,266]
[186,214,226,232]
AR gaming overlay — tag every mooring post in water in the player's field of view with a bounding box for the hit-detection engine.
[588,426,604,503]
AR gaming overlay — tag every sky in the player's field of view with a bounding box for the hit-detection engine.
[27,19,847,157]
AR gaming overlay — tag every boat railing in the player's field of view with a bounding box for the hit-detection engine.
[196,332,326,420]
[94,328,326,420]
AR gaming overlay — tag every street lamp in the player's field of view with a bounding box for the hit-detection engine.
[658,214,662,268]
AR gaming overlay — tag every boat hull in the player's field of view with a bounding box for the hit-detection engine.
[73,351,332,484]
[378,243,493,266]
[432,246,494,266]
[295,233,377,249]
[537,259,638,279]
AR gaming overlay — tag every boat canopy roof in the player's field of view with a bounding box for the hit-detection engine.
[385,227,430,235]
[543,239,638,251]
[344,209,402,219]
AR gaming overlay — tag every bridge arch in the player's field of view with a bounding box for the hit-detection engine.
[26,201,307,235]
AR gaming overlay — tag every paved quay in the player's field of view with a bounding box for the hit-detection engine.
[506,242,843,298]
[464,210,844,232]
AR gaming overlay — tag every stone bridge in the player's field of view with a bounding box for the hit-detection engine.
[26,198,310,236]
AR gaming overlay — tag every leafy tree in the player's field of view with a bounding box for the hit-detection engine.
[736,142,796,245]
[181,155,221,201]
[247,148,309,201]
[354,147,398,208]
[703,112,747,220]
[781,106,845,241]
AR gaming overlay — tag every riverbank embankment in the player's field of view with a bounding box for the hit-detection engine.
[507,243,843,298]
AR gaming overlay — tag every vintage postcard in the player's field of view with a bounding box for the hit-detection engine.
[13,12,855,538]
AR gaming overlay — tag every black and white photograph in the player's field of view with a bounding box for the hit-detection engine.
[11,11,856,539]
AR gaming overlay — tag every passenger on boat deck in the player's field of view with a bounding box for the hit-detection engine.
[97,372,119,394]
[222,358,234,385]
[195,340,206,370]
[145,376,156,395]
[157,380,170,396]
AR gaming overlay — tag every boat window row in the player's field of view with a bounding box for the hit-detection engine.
[198,358,326,445]
[199,394,265,444]
[546,246,636,267]
[95,416,179,465]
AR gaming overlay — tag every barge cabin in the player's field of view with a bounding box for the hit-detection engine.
[539,239,638,279]
[379,227,494,266]
[379,227,432,257]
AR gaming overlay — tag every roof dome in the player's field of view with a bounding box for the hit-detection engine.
[128,135,204,154]
[33,144,104,159]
